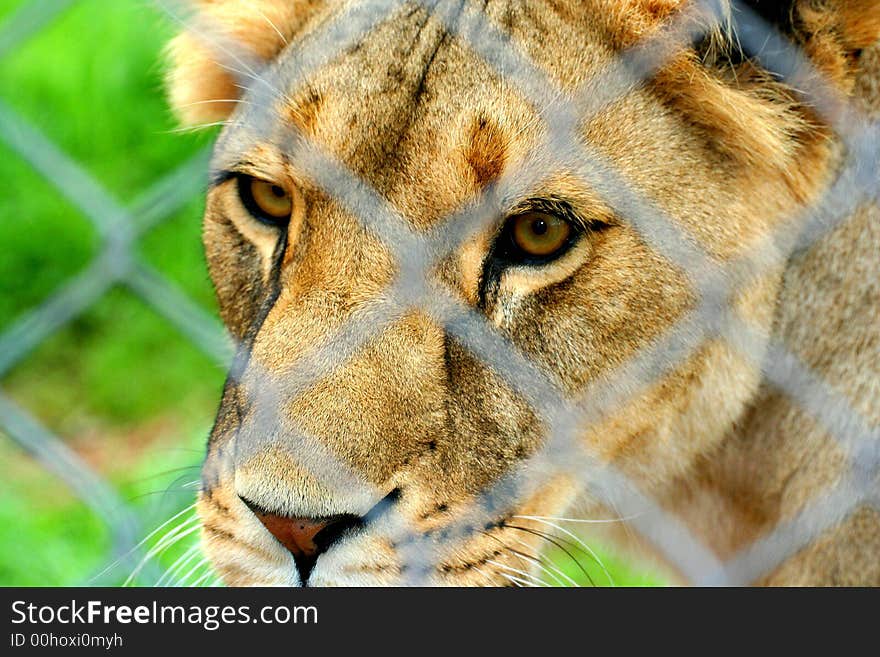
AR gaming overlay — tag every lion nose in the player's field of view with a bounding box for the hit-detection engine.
[256,513,330,559]
[242,499,362,583]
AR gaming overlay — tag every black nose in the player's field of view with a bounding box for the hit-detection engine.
[242,499,363,583]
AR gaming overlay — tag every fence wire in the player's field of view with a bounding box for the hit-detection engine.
[0,0,877,587]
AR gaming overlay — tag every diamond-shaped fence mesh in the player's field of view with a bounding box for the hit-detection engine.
[0,0,877,586]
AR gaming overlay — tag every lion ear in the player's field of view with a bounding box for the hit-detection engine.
[732,0,880,88]
[166,0,323,127]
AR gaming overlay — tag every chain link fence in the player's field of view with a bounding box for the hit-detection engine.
[1,0,877,586]
[0,0,230,585]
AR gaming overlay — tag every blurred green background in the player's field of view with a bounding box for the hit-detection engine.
[0,0,663,587]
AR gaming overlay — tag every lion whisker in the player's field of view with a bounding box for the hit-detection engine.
[517,515,615,586]
[210,56,298,110]
[486,559,552,587]
[478,530,541,578]
[176,98,252,108]
[190,567,218,587]
[166,121,232,133]
[124,516,202,586]
[127,479,201,503]
[123,466,201,487]
[504,547,568,587]
[467,562,500,586]
[503,534,580,587]
[175,556,211,588]
[156,543,202,587]
[516,512,643,525]
[245,1,289,46]
[480,529,573,587]
[159,0,262,80]
[497,571,533,588]
[502,523,596,587]
[89,503,197,584]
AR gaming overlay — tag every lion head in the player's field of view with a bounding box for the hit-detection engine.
[166,0,879,585]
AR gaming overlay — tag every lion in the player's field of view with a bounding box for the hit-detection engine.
[165,0,879,586]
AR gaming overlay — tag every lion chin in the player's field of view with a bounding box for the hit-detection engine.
[164,0,880,586]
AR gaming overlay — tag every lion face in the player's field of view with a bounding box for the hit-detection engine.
[166,0,865,586]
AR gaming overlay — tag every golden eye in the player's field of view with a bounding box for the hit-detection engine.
[250,178,292,218]
[240,176,293,224]
[510,212,572,258]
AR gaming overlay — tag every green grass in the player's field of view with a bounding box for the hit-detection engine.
[0,0,223,429]
[0,0,664,587]
[0,424,209,587]
[0,0,222,586]
[549,545,667,587]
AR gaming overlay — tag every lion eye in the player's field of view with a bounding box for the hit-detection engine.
[507,212,573,260]
[238,176,293,225]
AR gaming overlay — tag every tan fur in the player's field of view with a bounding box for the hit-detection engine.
[167,0,879,586]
